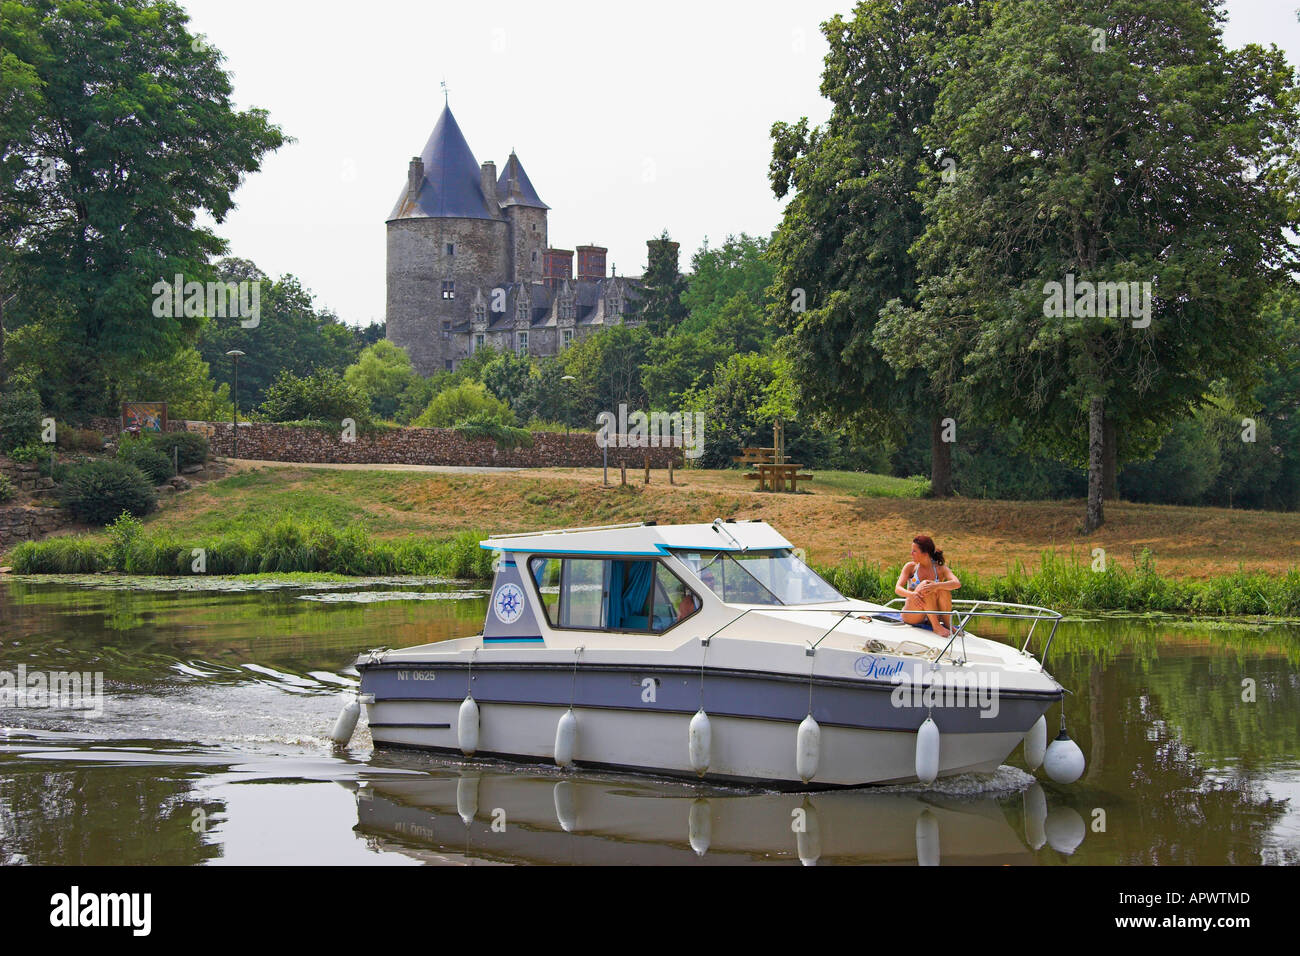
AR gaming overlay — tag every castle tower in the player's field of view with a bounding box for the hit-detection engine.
[386,104,509,374]
[496,151,549,284]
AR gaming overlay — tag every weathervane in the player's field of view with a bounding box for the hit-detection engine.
[440,78,449,104]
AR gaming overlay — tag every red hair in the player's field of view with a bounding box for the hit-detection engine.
[913,534,945,566]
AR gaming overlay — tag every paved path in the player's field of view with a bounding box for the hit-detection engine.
[223,458,520,474]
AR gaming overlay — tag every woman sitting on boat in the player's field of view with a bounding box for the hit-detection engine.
[895,534,961,637]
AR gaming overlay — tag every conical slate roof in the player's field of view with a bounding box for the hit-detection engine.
[389,105,498,221]
[496,152,549,210]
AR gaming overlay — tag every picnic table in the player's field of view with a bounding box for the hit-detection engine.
[748,462,814,492]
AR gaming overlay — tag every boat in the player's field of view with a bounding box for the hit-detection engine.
[348,519,1083,788]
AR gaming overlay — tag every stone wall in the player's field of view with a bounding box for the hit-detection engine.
[0,506,73,551]
[89,419,683,469]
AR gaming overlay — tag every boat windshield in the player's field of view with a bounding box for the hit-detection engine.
[670,549,845,606]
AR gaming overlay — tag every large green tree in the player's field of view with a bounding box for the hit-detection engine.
[875,0,1300,529]
[1,0,286,413]
[769,0,987,496]
[198,259,359,410]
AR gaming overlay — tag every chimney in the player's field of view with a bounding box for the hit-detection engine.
[543,248,573,289]
[480,161,498,211]
[407,157,423,203]
[576,245,607,281]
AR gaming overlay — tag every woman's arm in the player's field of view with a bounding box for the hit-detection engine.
[937,566,961,591]
[895,563,915,599]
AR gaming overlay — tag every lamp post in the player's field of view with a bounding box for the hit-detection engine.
[560,374,576,438]
[226,349,245,458]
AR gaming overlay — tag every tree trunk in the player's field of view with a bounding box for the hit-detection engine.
[0,291,12,394]
[1102,412,1118,500]
[930,413,953,498]
[1085,396,1105,531]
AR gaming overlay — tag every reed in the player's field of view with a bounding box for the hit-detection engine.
[8,515,495,579]
[815,549,1300,617]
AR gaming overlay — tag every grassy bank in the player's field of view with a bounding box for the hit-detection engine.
[817,551,1300,618]
[5,463,1300,614]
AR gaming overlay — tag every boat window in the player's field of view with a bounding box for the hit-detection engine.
[670,549,844,605]
[528,557,698,633]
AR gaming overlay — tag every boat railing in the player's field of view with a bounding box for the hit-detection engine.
[699,600,1062,668]
[881,598,1063,667]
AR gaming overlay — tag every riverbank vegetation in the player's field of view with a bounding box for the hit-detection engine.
[4,463,1300,617]
[818,552,1300,619]
[6,514,493,578]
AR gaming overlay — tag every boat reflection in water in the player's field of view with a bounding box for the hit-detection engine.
[350,758,1087,865]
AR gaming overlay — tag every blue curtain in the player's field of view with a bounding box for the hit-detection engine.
[621,561,653,628]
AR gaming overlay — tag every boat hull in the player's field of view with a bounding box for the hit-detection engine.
[359,661,1058,787]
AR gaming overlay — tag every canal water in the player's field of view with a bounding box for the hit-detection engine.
[0,577,1296,865]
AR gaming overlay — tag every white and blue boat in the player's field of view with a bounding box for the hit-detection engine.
[352,520,1077,788]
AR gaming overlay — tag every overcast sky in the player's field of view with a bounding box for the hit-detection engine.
[178,0,1300,328]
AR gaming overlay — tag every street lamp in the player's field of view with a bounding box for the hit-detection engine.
[560,374,576,438]
[226,349,245,458]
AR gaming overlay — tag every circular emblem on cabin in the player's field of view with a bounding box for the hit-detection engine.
[493,583,525,625]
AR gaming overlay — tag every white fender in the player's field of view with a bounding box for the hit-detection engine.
[1045,806,1086,855]
[1024,715,1047,771]
[915,809,940,866]
[458,696,480,756]
[915,716,940,785]
[554,708,577,768]
[796,714,821,783]
[688,709,711,775]
[1044,730,1085,784]
[553,781,577,832]
[329,694,360,745]
[1024,782,1048,850]
[456,773,480,826]
[688,799,711,857]
[796,801,821,866]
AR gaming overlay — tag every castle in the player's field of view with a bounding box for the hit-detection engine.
[386,105,644,375]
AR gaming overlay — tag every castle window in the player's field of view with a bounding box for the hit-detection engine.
[516,331,529,355]
[442,320,452,340]
[446,243,455,256]
[532,251,537,263]
[607,297,620,314]
[561,329,574,349]
[441,280,455,300]
[445,360,454,371]
[474,333,486,352]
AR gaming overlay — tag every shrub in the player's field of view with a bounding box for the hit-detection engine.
[59,460,156,524]
[258,369,370,424]
[0,386,42,452]
[116,439,173,483]
[6,443,45,464]
[0,474,14,502]
[454,414,534,450]
[414,381,514,428]
[148,431,209,469]
[56,426,107,453]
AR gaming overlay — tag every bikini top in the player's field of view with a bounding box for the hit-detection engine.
[909,561,939,587]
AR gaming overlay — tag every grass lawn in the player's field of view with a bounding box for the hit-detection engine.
[110,462,1300,580]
